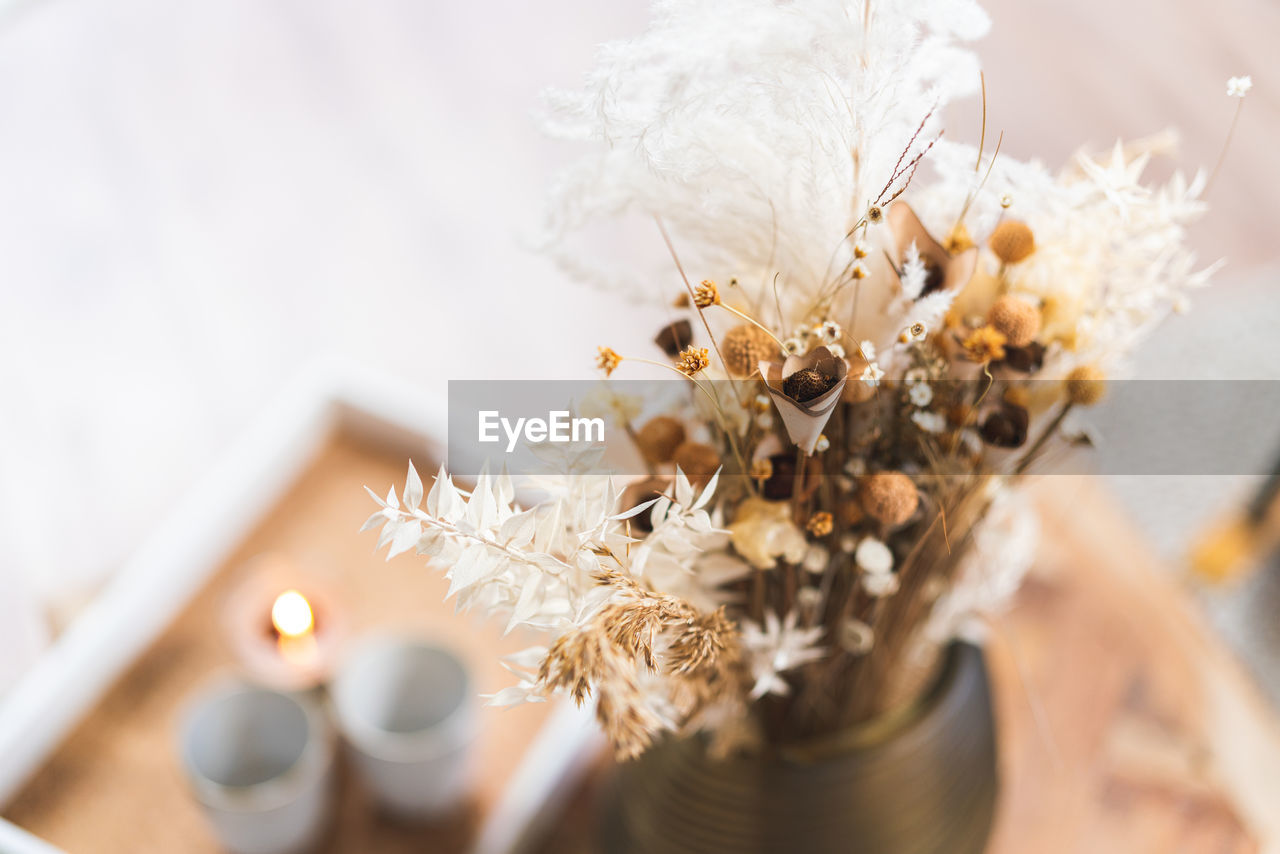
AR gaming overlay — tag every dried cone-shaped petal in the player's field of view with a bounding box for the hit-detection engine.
[760,346,849,455]
[722,324,777,378]
[987,295,1041,348]
[889,203,978,296]
[989,220,1036,264]
[860,472,919,527]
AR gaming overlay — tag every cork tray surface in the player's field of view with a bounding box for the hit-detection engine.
[4,433,554,853]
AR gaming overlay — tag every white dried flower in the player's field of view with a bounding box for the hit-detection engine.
[855,537,894,574]
[741,610,826,700]
[862,572,901,598]
[912,410,947,434]
[1227,75,1253,97]
[904,367,929,386]
[908,383,933,407]
[859,340,877,362]
[827,343,846,359]
[814,434,831,453]
[782,337,804,356]
[819,320,842,343]
[802,545,829,574]
[860,362,885,388]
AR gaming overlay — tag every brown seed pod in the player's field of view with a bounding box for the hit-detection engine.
[654,320,693,358]
[673,441,722,486]
[980,405,1029,448]
[860,472,919,527]
[1065,365,1106,406]
[989,220,1036,264]
[636,416,686,464]
[987,295,1041,348]
[722,324,777,378]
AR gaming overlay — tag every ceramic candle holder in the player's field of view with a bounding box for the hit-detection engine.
[178,680,335,854]
[328,636,477,819]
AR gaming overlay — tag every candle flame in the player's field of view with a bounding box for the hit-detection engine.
[271,590,315,639]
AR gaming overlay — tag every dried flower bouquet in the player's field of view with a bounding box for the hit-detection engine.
[366,0,1246,759]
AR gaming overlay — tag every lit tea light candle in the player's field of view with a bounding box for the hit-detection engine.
[224,555,344,690]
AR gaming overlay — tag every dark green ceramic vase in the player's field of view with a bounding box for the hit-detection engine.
[609,642,997,854]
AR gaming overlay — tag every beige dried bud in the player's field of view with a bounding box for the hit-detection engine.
[860,472,919,527]
[596,346,622,377]
[806,512,834,537]
[676,346,710,376]
[636,416,686,464]
[674,442,721,486]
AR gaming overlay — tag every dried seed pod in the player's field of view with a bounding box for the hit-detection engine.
[653,320,693,358]
[636,416,686,464]
[673,441,722,486]
[860,472,919,527]
[620,476,669,533]
[987,295,1041,348]
[980,405,1029,448]
[989,220,1036,264]
[722,324,777,378]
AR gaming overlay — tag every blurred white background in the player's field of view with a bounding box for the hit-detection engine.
[0,0,1277,691]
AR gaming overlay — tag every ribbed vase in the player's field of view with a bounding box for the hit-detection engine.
[609,642,997,854]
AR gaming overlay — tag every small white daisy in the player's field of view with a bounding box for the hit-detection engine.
[859,340,877,361]
[862,572,900,598]
[819,320,842,343]
[909,383,933,407]
[782,337,804,356]
[860,362,885,388]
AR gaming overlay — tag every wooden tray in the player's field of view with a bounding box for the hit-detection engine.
[0,367,597,854]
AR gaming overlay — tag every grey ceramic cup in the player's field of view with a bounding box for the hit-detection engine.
[329,636,477,819]
[178,681,334,854]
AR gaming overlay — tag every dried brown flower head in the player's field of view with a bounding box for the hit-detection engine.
[759,346,850,454]
[693,279,721,308]
[867,205,884,224]
[654,320,693,358]
[597,346,622,376]
[783,367,836,402]
[723,324,777,378]
[987,295,1041,348]
[674,441,721,486]
[806,511,834,537]
[676,345,710,376]
[1065,364,1106,406]
[989,220,1036,264]
[636,416,686,464]
[963,325,1007,363]
[860,472,919,527]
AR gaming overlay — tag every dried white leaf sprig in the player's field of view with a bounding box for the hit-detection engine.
[366,462,749,757]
